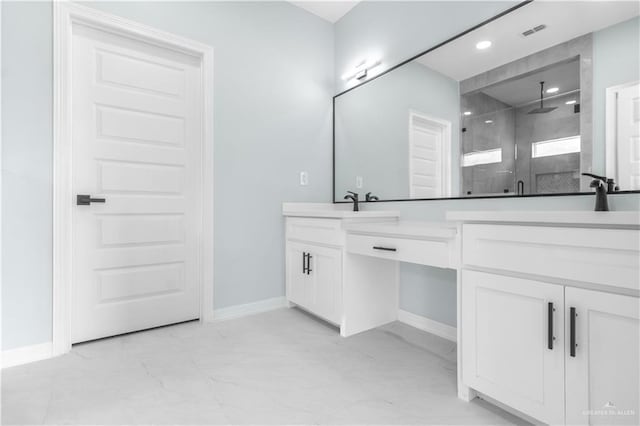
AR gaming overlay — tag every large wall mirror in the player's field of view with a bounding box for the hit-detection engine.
[334,1,640,202]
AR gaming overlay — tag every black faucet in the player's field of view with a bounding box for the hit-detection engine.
[344,191,359,212]
[581,173,619,211]
[366,192,379,201]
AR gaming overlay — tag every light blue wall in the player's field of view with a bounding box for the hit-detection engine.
[335,2,640,327]
[593,16,640,175]
[1,2,54,350]
[1,1,334,350]
[335,62,460,199]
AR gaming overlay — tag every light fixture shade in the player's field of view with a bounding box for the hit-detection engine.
[341,58,382,81]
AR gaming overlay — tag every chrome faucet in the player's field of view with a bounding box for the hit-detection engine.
[344,191,359,212]
[581,173,619,211]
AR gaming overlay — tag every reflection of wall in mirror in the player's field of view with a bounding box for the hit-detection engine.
[595,16,640,191]
[335,61,460,200]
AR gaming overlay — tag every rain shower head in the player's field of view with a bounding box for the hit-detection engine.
[528,81,558,114]
[529,106,557,114]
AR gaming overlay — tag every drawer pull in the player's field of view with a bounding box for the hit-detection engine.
[373,246,397,252]
[302,252,308,275]
[570,307,577,357]
[548,302,554,350]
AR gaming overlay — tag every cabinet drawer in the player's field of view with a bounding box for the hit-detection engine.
[346,233,450,268]
[286,218,343,246]
[462,224,640,291]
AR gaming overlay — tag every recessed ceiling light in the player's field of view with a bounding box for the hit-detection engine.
[546,87,559,94]
[566,100,577,105]
[463,111,472,116]
[476,40,492,50]
[485,120,493,124]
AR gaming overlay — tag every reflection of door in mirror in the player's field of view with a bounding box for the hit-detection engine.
[408,111,451,198]
[606,82,640,190]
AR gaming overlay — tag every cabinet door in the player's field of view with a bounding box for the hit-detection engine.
[461,270,565,424]
[307,245,342,325]
[565,288,639,425]
[286,242,311,308]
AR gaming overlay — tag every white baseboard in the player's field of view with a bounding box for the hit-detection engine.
[210,296,287,322]
[2,342,53,369]
[397,309,457,342]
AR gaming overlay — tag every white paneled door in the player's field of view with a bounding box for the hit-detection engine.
[615,82,640,190]
[408,111,451,198]
[70,24,203,343]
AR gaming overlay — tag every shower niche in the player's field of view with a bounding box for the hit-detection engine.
[461,58,584,196]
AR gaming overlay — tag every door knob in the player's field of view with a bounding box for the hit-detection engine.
[76,194,106,205]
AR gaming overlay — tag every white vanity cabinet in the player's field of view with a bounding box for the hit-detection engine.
[286,241,342,325]
[283,204,458,337]
[565,287,639,426]
[461,270,565,424]
[451,212,640,425]
[283,206,401,336]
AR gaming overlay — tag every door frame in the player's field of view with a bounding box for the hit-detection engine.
[605,80,639,184]
[408,110,452,198]
[52,2,214,356]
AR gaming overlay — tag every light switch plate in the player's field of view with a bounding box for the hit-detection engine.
[300,171,309,186]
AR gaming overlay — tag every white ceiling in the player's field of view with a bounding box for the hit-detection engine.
[418,1,640,82]
[289,1,360,23]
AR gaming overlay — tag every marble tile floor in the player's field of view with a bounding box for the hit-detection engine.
[2,308,528,425]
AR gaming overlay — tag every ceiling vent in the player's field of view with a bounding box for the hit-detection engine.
[522,24,547,37]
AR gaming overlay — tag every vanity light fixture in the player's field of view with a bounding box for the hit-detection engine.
[341,57,382,82]
[463,111,472,116]
[485,119,493,124]
[546,87,559,94]
[476,40,492,50]
[566,100,577,105]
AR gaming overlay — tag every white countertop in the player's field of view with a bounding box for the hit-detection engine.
[346,221,457,240]
[446,210,640,227]
[282,202,400,219]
